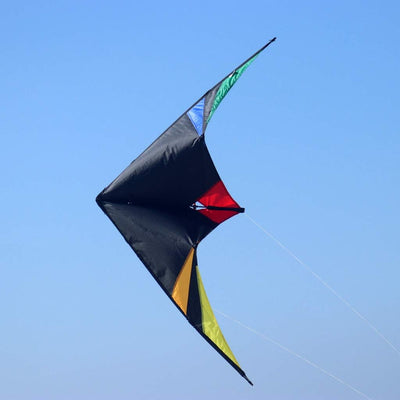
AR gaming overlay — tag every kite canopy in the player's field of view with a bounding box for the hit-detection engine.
[96,37,276,385]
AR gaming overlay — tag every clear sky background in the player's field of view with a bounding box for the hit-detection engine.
[1,1,399,399]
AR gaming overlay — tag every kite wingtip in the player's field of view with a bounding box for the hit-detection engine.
[244,374,253,386]
[259,37,276,53]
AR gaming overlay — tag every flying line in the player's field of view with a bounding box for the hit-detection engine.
[216,309,374,400]
[246,214,400,357]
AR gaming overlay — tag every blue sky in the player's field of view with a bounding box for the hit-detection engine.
[1,1,399,399]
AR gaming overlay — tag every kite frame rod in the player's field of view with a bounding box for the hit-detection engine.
[202,205,245,213]
[209,36,277,92]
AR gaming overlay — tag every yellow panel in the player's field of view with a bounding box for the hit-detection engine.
[195,267,240,367]
[172,247,195,315]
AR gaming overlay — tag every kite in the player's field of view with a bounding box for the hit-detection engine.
[96,37,276,385]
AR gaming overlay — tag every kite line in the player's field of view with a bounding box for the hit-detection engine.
[216,310,374,400]
[246,214,400,357]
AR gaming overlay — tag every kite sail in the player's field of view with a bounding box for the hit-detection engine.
[96,37,276,385]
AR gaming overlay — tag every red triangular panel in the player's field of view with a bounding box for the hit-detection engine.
[197,180,241,224]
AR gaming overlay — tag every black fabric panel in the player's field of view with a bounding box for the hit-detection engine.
[99,114,220,207]
[97,201,217,294]
[203,83,222,127]
[186,250,202,329]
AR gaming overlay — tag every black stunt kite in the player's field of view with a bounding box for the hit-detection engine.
[96,38,276,385]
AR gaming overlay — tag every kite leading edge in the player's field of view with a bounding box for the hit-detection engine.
[96,37,276,385]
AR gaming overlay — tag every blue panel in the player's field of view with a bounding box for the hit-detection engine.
[187,97,205,135]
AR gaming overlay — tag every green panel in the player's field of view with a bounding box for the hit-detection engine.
[195,266,240,367]
[207,54,258,123]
